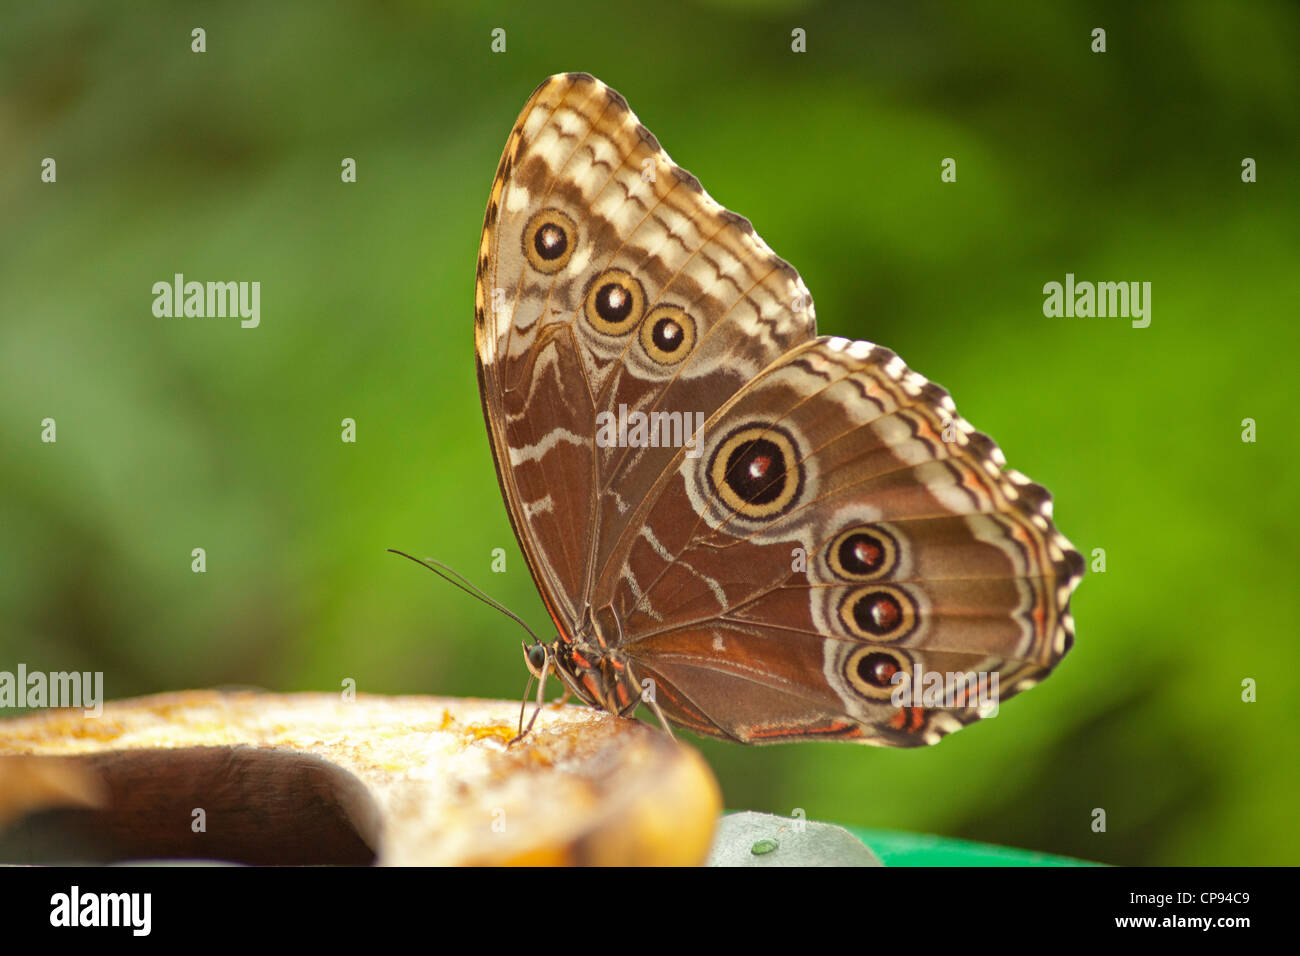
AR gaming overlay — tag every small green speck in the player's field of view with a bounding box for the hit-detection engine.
[751,838,779,856]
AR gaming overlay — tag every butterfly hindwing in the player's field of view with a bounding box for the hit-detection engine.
[605,337,1083,745]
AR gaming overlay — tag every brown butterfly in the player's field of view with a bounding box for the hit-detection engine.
[474,73,1083,747]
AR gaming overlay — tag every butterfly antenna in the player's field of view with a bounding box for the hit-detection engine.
[387,549,544,645]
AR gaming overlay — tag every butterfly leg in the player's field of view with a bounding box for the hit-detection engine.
[622,660,676,740]
[509,658,551,746]
[515,673,535,736]
[645,695,676,741]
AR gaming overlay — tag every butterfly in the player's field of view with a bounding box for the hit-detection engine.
[474,73,1083,747]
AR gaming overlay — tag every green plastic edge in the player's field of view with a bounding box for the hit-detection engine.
[719,811,1099,866]
[847,826,1101,867]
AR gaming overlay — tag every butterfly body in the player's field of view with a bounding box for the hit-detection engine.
[476,74,1083,747]
[544,612,640,717]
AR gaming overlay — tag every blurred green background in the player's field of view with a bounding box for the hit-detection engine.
[2,1,1297,866]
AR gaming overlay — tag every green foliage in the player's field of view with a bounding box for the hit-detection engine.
[2,0,1296,864]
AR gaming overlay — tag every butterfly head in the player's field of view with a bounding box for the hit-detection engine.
[523,640,550,680]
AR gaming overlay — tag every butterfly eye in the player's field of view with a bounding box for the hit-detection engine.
[523,208,578,273]
[827,526,897,581]
[524,643,549,677]
[708,423,803,520]
[839,585,916,642]
[639,305,696,365]
[583,268,645,335]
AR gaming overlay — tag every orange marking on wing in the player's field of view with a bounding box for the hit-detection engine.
[945,461,986,500]
[536,589,570,642]
[747,719,861,740]
[891,707,927,732]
